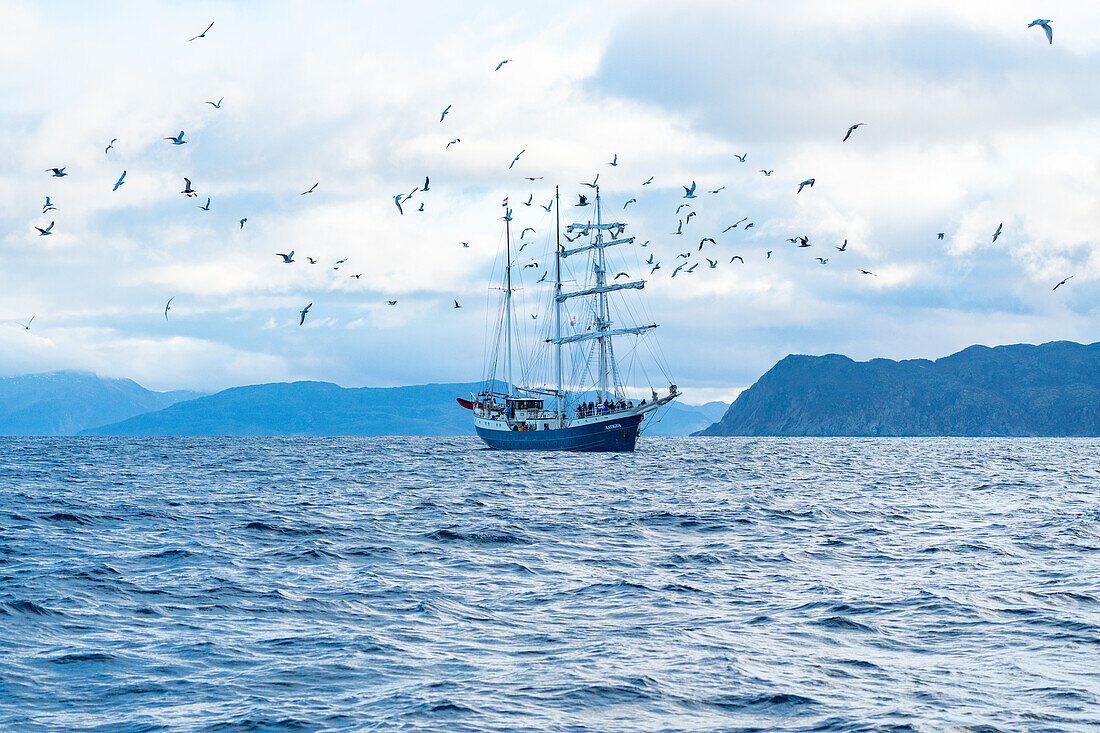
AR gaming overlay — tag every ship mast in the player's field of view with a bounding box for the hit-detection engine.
[595,188,609,402]
[504,207,514,397]
[554,186,563,426]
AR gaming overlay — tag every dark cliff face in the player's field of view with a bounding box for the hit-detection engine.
[696,341,1100,436]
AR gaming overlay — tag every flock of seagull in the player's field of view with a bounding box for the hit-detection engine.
[14,17,1074,334]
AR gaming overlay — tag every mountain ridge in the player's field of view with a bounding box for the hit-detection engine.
[695,340,1100,437]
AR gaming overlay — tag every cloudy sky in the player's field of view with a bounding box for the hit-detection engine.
[1,1,1097,402]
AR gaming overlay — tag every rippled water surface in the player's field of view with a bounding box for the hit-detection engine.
[1,437,1099,732]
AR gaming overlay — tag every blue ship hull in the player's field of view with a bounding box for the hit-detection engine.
[475,413,643,452]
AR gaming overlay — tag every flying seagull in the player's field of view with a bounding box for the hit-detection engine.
[198,197,211,211]
[454,300,462,308]
[393,194,404,215]
[301,182,318,195]
[646,254,654,265]
[582,174,599,188]
[446,138,461,148]
[685,211,696,223]
[299,303,311,326]
[992,222,1003,243]
[509,150,525,169]
[686,263,698,273]
[461,242,470,248]
[440,104,452,122]
[683,181,697,198]
[42,196,55,213]
[699,237,715,250]
[188,21,214,41]
[706,258,717,268]
[734,153,747,162]
[523,194,532,206]
[797,178,815,194]
[673,220,683,235]
[540,200,553,212]
[836,239,848,252]
[677,252,691,258]
[937,232,945,240]
[164,296,175,321]
[723,217,748,232]
[651,262,661,273]
[386,300,397,306]
[766,251,772,259]
[112,171,126,191]
[709,186,725,194]
[608,154,618,166]
[744,222,754,229]
[537,271,548,282]
[730,255,744,264]
[798,236,810,247]
[858,269,876,276]
[842,123,865,142]
[760,169,773,176]
[181,177,196,197]
[46,167,67,177]
[165,131,187,145]
[239,218,247,229]
[105,138,116,155]
[676,203,691,214]
[206,97,224,108]
[495,59,511,71]
[576,194,588,206]
[307,257,317,264]
[642,176,653,185]
[816,257,829,265]
[614,271,629,279]
[16,316,34,331]
[1028,19,1053,44]
[35,221,54,236]
[276,251,295,263]
[524,176,543,181]
[672,263,686,278]
[1053,275,1073,291]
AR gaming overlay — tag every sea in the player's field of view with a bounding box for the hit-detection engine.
[1,437,1098,732]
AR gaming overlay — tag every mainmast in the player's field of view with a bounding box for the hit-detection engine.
[504,207,514,397]
[554,186,564,426]
[594,188,610,402]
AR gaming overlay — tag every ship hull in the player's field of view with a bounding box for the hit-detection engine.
[475,413,643,452]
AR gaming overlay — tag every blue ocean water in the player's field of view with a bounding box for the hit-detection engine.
[1,437,1099,732]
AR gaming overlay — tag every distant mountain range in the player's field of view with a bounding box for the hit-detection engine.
[0,372,201,436]
[0,371,724,437]
[696,340,1100,437]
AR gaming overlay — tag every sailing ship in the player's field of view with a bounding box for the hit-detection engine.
[458,186,678,451]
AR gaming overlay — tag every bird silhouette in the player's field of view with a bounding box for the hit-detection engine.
[239,218,247,229]
[301,182,318,195]
[35,221,54,236]
[623,198,636,209]
[1053,276,1073,291]
[937,232,945,240]
[734,154,747,162]
[523,194,532,206]
[42,196,55,213]
[576,194,588,207]
[817,257,828,265]
[198,197,211,211]
[299,303,311,326]
[582,174,599,188]
[495,59,511,71]
[608,154,618,166]
[540,200,553,212]
[440,104,452,122]
[760,169,773,176]
[387,300,398,306]
[164,131,187,145]
[105,138,116,154]
[164,296,175,321]
[181,178,196,197]
[797,178,815,193]
[836,239,848,252]
[683,181,697,198]
[509,150,525,169]
[1028,18,1053,44]
[454,300,462,308]
[706,258,717,268]
[730,256,744,263]
[520,227,535,238]
[206,97,224,108]
[112,171,126,191]
[16,316,34,330]
[188,21,214,41]
[858,269,876,276]
[276,251,294,263]
[446,138,461,148]
[992,223,1003,243]
[46,167,67,177]
[642,176,653,185]
[842,123,865,142]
